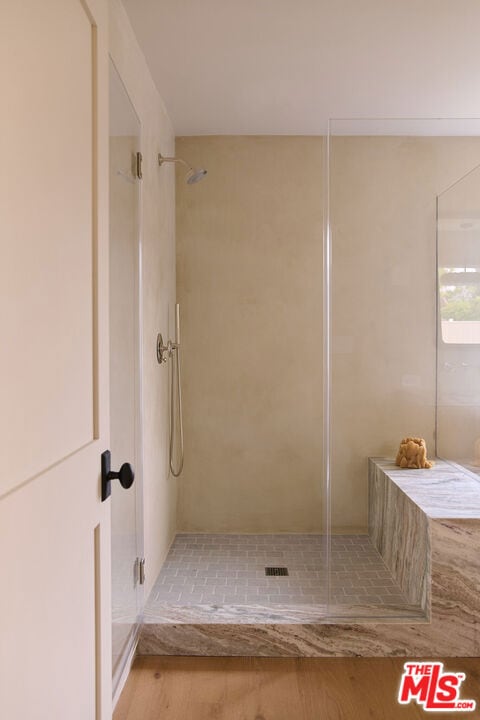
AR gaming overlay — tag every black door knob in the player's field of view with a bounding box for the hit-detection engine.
[110,463,134,490]
[101,450,135,501]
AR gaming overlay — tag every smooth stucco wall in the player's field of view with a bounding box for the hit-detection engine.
[330,136,480,531]
[110,0,176,595]
[176,135,480,534]
[176,136,324,532]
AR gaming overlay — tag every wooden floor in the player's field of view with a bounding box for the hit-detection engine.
[114,656,480,720]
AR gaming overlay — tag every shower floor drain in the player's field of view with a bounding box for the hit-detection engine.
[265,567,289,576]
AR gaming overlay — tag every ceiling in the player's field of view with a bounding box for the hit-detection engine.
[122,0,480,136]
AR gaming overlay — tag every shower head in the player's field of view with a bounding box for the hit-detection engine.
[186,167,208,185]
[158,153,207,184]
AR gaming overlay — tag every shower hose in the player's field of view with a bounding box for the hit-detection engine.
[169,342,184,477]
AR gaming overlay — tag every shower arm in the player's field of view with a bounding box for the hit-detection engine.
[158,153,207,185]
[158,154,190,171]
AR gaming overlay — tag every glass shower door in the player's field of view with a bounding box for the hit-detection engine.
[109,59,143,694]
[324,119,480,619]
[437,164,480,469]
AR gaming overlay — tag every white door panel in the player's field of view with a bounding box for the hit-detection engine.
[0,0,111,718]
[0,452,108,719]
[1,0,95,496]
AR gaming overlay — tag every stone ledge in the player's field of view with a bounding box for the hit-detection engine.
[138,459,480,656]
[370,457,480,519]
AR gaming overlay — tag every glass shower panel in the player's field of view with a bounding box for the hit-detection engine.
[109,59,143,693]
[437,164,480,471]
[325,119,480,618]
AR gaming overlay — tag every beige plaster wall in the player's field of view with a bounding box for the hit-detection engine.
[176,136,324,532]
[176,135,480,534]
[110,0,176,595]
[330,136,480,532]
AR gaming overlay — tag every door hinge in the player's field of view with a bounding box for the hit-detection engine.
[138,557,146,585]
[136,152,143,180]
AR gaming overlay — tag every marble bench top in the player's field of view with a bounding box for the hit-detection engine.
[371,457,480,519]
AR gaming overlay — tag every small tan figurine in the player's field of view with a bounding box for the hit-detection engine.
[395,437,433,469]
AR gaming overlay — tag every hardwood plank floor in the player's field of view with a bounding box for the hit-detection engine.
[114,656,480,720]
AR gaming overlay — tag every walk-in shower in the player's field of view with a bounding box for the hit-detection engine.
[139,123,480,656]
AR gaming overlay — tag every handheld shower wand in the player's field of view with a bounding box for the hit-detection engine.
[157,304,184,477]
[170,304,184,477]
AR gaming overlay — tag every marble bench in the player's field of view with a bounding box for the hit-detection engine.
[138,458,480,656]
[369,458,480,618]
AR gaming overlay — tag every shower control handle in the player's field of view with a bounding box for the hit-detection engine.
[157,333,168,363]
[157,333,179,364]
[101,450,135,501]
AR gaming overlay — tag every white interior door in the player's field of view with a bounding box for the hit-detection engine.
[0,1,111,718]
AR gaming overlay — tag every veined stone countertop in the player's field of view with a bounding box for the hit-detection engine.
[371,457,480,519]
